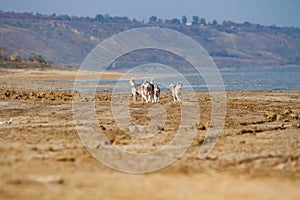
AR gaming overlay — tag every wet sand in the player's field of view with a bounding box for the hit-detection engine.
[0,68,299,199]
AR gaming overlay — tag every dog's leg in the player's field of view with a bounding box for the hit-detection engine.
[148,92,152,103]
[172,90,176,102]
[176,93,180,102]
[177,93,182,102]
[134,93,138,101]
[142,93,147,103]
[150,92,154,103]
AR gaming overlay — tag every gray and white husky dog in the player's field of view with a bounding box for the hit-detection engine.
[143,80,155,103]
[153,84,161,102]
[130,78,154,103]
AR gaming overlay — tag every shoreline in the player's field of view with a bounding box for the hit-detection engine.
[2,67,300,91]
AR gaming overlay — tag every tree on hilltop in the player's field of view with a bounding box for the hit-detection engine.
[181,15,187,25]
[192,16,199,25]
[29,53,47,64]
[95,14,104,22]
[199,17,206,25]
[170,18,181,24]
[149,15,158,24]
[212,19,218,26]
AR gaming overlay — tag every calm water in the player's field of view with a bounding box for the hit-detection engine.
[220,68,300,91]
[73,68,300,91]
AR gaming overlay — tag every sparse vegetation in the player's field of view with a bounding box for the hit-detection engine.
[0,60,56,70]
[28,53,48,64]
[1,10,300,69]
[0,45,54,70]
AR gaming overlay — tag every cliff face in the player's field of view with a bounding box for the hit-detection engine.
[1,12,300,70]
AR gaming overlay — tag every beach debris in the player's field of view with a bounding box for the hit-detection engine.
[206,121,213,128]
[128,125,138,133]
[290,113,298,120]
[0,118,12,125]
[266,113,277,122]
[283,109,292,115]
[7,175,64,185]
[197,123,206,130]
[99,125,106,130]
[264,109,300,123]
[198,138,205,145]
[0,89,82,102]
[31,175,64,184]
[157,125,164,131]
[276,114,283,121]
[237,125,286,135]
[96,95,111,101]
[56,156,76,162]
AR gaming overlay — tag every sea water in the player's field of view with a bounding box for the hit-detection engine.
[72,67,300,91]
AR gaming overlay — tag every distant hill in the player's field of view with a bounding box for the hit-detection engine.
[1,11,300,70]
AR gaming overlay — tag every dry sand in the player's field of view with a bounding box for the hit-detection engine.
[0,68,299,199]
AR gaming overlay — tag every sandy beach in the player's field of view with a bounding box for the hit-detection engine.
[0,68,299,199]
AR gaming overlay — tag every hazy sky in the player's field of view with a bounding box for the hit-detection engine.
[1,0,299,27]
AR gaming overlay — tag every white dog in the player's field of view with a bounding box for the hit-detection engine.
[130,78,145,101]
[170,82,183,102]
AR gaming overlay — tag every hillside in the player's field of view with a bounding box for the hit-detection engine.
[1,11,300,70]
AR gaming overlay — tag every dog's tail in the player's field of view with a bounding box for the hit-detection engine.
[169,84,174,89]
